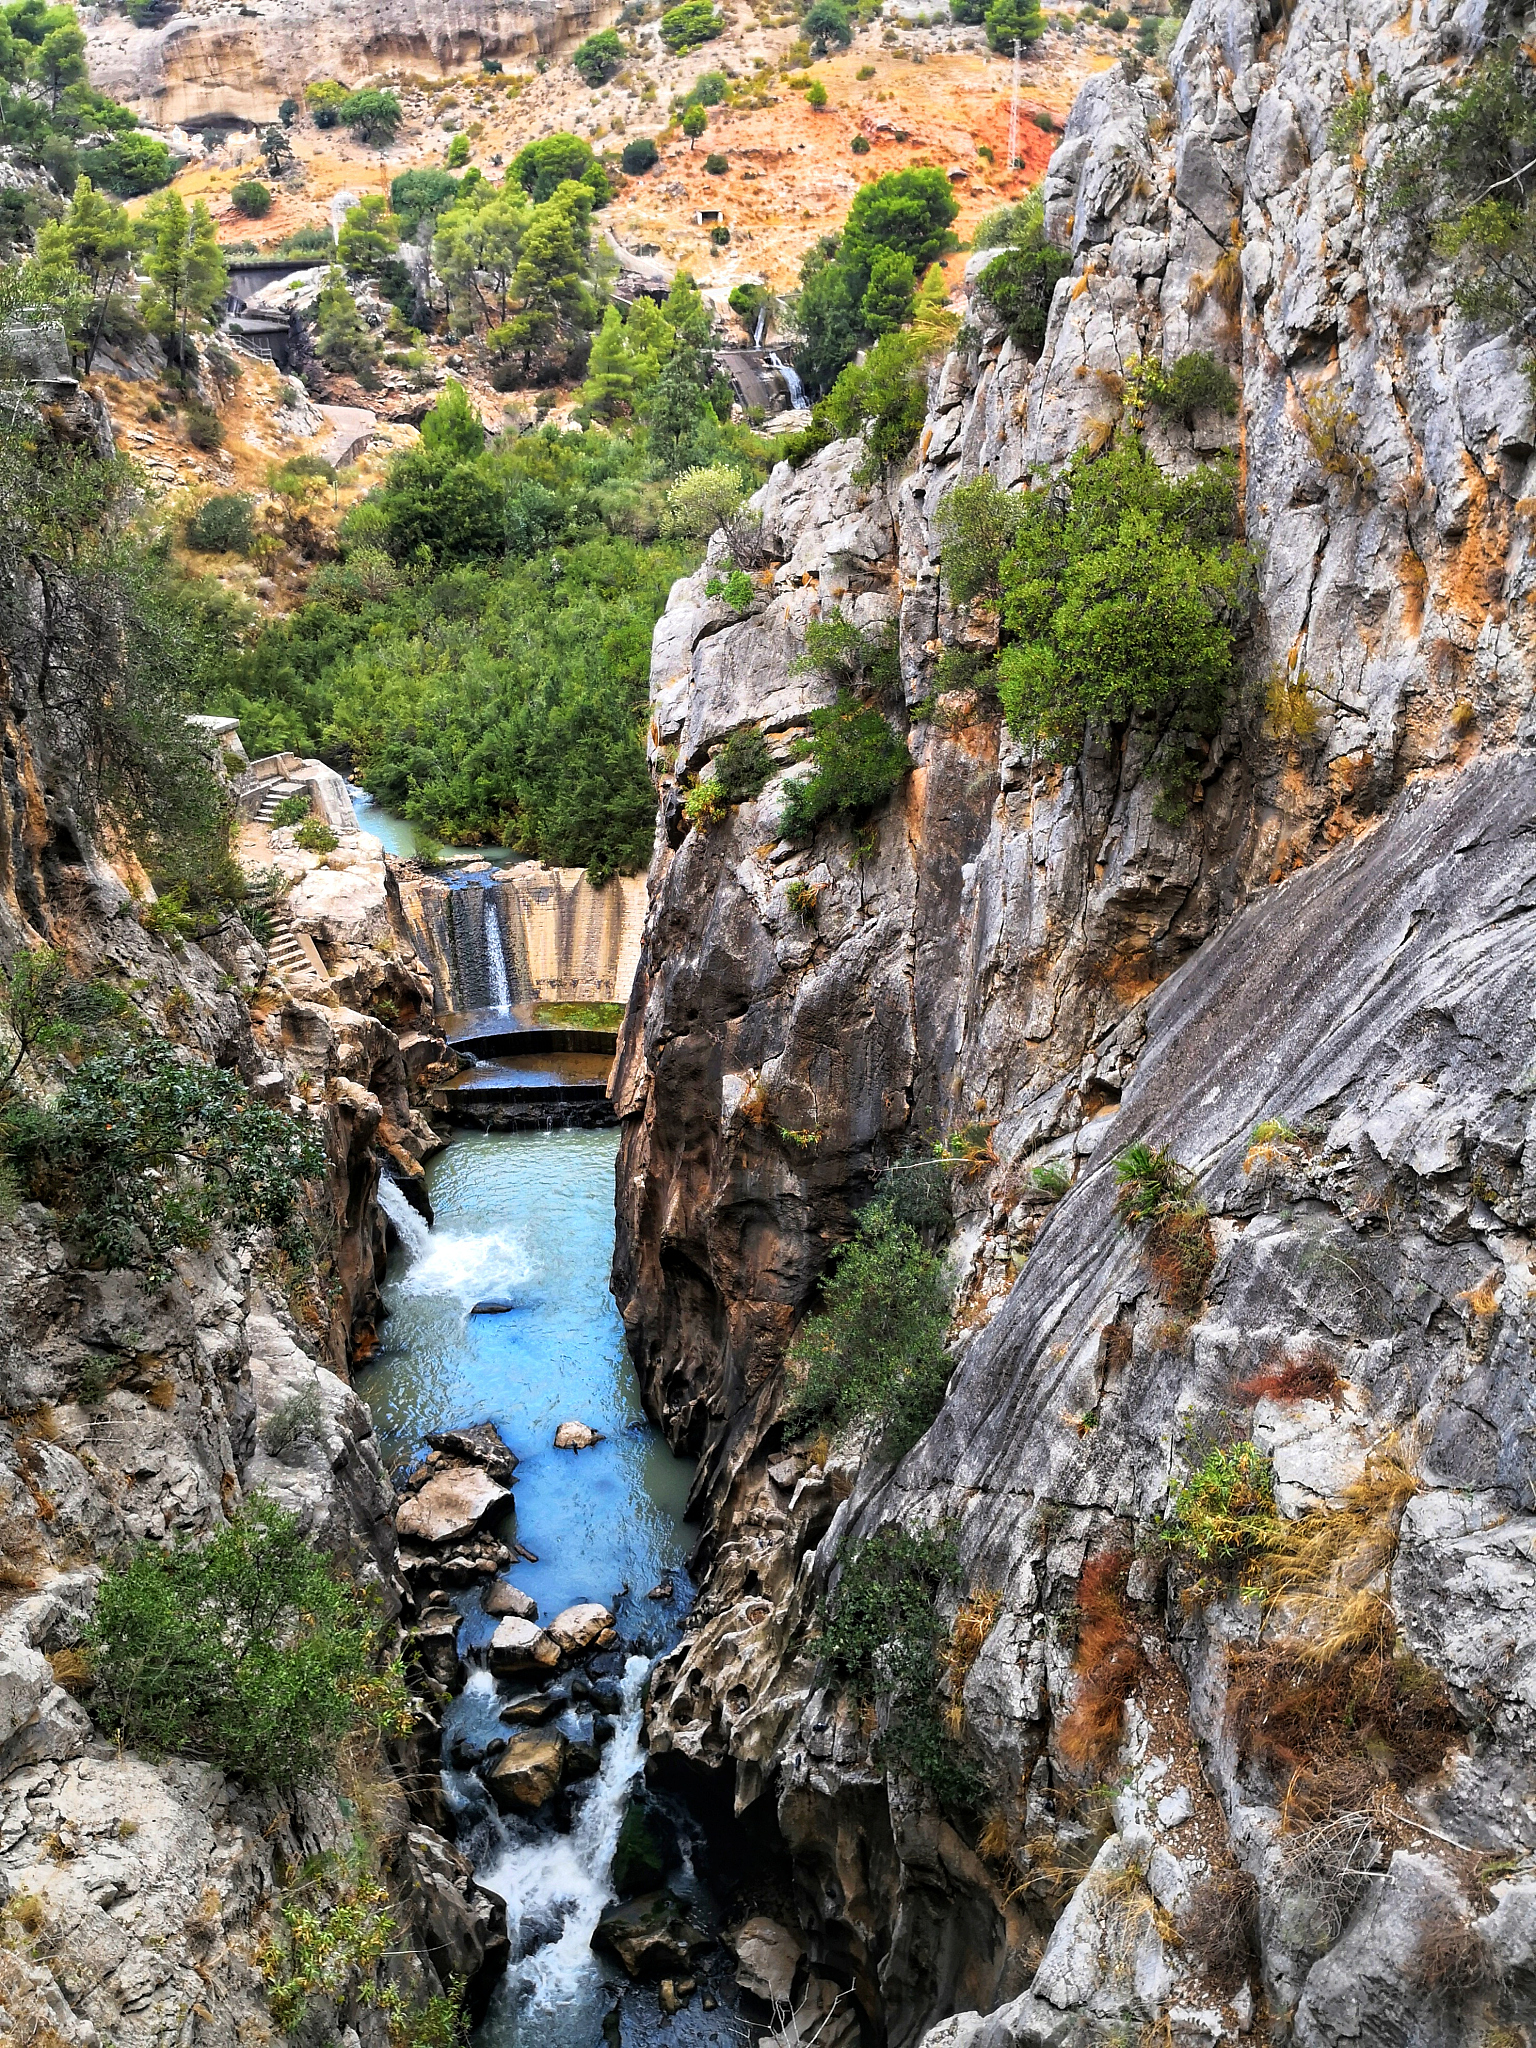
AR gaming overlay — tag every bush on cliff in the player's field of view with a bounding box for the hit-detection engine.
[785,1200,952,1457]
[3,1039,325,1277]
[822,1526,981,1810]
[780,692,911,839]
[86,1498,410,1787]
[993,439,1252,820]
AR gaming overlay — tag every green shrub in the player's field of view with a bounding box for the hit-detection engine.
[786,877,820,921]
[185,493,254,555]
[294,819,341,853]
[1164,1440,1277,1565]
[984,0,1043,51]
[794,610,901,698]
[994,439,1251,818]
[3,1039,325,1277]
[786,1200,951,1454]
[573,28,625,84]
[781,693,910,838]
[710,224,731,247]
[806,0,853,50]
[977,242,1072,356]
[445,133,471,169]
[805,79,829,109]
[682,778,727,830]
[935,471,1022,607]
[270,791,314,827]
[1113,1141,1214,1311]
[713,725,774,800]
[230,179,272,218]
[185,405,223,451]
[685,70,728,105]
[86,1499,410,1786]
[510,131,610,203]
[822,329,930,480]
[1112,1140,1192,1225]
[705,566,754,611]
[621,134,660,173]
[1107,7,1127,26]
[704,151,729,174]
[339,88,402,144]
[1141,350,1239,428]
[851,133,871,154]
[821,1526,980,1808]
[660,0,725,51]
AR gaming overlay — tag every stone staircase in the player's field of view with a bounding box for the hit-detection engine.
[245,881,328,988]
[253,778,308,826]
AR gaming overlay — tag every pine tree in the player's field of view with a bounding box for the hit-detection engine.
[583,306,636,419]
[34,176,134,373]
[420,377,485,459]
[984,0,1044,53]
[140,193,226,370]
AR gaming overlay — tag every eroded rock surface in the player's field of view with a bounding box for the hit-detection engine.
[614,0,1536,2037]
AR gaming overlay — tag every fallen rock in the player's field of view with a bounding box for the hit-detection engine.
[397,1462,511,1545]
[405,1609,464,1691]
[425,1422,518,1482]
[659,1979,694,2015]
[484,1580,538,1621]
[486,1728,568,1811]
[613,1794,680,1898]
[565,1736,602,1779]
[591,1891,711,1980]
[554,1419,605,1450]
[733,1916,804,2006]
[401,1531,510,1586]
[500,1688,563,1725]
[766,1457,803,1491]
[547,1602,615,1654]
[469,1300,517,1315]
[646,1577,674,1601]
[488,1615,561,1675]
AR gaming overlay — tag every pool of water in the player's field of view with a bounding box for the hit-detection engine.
[358,1130,699,2048]
[348,785,516,869]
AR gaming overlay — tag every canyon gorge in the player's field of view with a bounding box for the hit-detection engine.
[3,0,1536,2041]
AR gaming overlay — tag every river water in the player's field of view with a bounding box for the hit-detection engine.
[360,1130,698,2048]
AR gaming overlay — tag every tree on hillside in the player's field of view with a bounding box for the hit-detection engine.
[792,168,959,395]
[305,79,348,127]
[504,180,598,376]
[682,103,707,148]
[805,0,852,51]
[33,174,134,373]
[983,0,1044,52]
[340,88,401,144]
[139,190,227,370]
[510,131,609,206]
[420,377,485,460]
[314,267,379,382]
[572,28,624,84]
[433,185,530,331]
[337,192,400,276]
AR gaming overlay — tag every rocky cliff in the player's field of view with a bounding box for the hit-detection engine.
[0,608,500,2038]
[613,0,1536,2039]
[81,0,618,127]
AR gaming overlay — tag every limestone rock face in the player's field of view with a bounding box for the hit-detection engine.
[82,0,616,127]
[614,0,1536,2037]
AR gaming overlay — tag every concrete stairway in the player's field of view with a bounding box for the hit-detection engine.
[253,779,308,825]
[245,883,328,987]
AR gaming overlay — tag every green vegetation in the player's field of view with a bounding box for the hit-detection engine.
[786,1199,951,1455]
[185,492,254,554]
[510,130,610,204]
[781,693,910,838]
[1378,41,1536,357]
[229,178,271,218]
[806,0,853,51]
[712,725,774,801]
[793,167,959,395]
[705,565,754,610]
[805,78,828,110]
[532,1000,626,1030]
[1113,1139,1215,1313]
[1112,1139,1193,1225]
[0,1,174,201]
[821,1526,980,1809]
[1141,349,1239,428]
[4,1036,324,1274]
[984,0,1044,53]
[86,1499,409,1787]
[446,131,471,169]
[389,167,461,233]
[293,818,339,852]
[704,150,728,174]
[339,86,402,144]
[621,134,659,173]
[305,77,348,126]
[934,472,1022,608]
[30,175,137,374]
[660,0,725,50]
[138,187,227,368]
[573,27,625,83]
[682,102,707,146]
[992,439,1251,819]
[1163,1440,1277,1566]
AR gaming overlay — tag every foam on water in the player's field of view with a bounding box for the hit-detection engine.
[376,1175,431,1261]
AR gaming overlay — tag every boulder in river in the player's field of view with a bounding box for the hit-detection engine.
[612,1794,679,1898]
[486,1728,569,1811]
[731,1916,804,2005]
[484,1579,538,1620]
[468,1299,517,1316]
[553,1419,604,1450]
[500,1687,562,1725]
[404,1608,465,1691]
[488,1615,561,1674]
[591,1891,711,1980]
[425,1422,518,1483]
[397,1463,511,1545]
[547,1602,614,1654]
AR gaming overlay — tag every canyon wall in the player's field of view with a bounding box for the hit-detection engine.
[0,575,500,2040]
[81,0,617,127]
[613,0,1536,2038]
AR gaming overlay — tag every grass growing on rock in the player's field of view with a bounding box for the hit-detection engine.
[1113,1141,1215,1314]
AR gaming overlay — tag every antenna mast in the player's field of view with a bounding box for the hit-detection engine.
[1007,37,1022,171]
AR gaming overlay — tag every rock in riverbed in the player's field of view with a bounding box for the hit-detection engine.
[397,1463,511,1545]
[426,1422,518,1481]
[487,1728,568,1811]
[591,1891,711,1980]
[547,1602,614,1653]
[488,1615,561,1674]
[484,1579,538,1620]
[554,1419,604,1450]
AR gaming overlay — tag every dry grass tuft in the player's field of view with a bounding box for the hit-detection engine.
[145,1378,178,1411]
[1147,1207,1215,1314]
[1459,1274,1502,1320]
[941,1587,1003,1735]
[1404,1896,1491,1995]
[1180,1867,1257,1993]
[1235,1344,1342,1406]
[1265,660,1323,743]
[1058,1553,1144,1772]
[47,1648,92,1696]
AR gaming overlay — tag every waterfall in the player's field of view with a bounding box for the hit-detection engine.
[753,306,767,346]
[472,1656,653,2040]
[767,350,808,410]
[485,884,512,1010]
[377,1175,431,1260]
